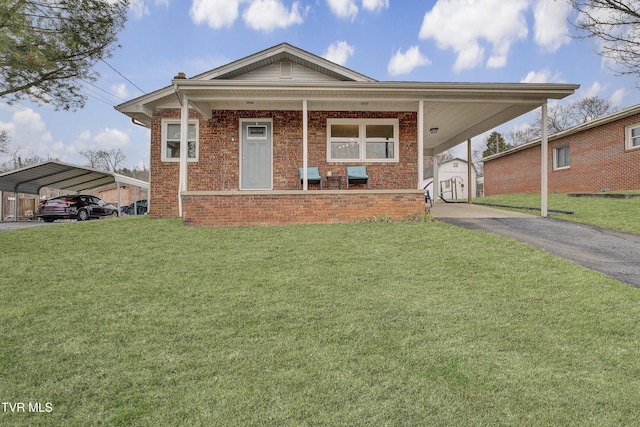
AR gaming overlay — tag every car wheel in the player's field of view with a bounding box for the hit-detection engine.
[111,210,118,218]
[77,209,89,221]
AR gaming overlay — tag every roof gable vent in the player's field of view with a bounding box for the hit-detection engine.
[280,61,292,79]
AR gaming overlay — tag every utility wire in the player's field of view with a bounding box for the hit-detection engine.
[81,78,127,102]
[100,59,146,95]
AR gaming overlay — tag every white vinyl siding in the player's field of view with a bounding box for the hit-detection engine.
[234,62,339,82]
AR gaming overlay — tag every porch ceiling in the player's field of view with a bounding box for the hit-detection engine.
[117,80,579,155]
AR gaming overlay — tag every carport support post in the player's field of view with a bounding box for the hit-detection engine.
[433,156,439,202]
[541,101,548,218]
[467,138,472,204]
[116,182,121,214]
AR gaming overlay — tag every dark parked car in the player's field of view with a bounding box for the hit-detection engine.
[37,195,119,222]
[124,199,147,216]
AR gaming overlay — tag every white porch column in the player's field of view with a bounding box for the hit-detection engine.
[178,93,189,217]
[467,139,473,204]
[302,99,308,190]
[541,101,548,218]
[417,100,424,188]
[433,156,439,202]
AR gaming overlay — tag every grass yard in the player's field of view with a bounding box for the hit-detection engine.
[477,192,640,234]
[2,217,640,426]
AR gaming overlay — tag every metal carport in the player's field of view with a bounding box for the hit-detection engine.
[0,161,149,221]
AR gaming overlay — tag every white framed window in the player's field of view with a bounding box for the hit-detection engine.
[553,145,570,170]
[327,118,399,162]
[161,119,198,162]
[625,123,640,150]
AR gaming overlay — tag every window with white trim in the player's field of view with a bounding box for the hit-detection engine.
[553,145,570,170]
[161,119,198,162]
[625,123,640,150]
[327,119,399,162]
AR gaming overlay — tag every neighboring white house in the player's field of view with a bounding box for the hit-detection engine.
[422,158,479,201]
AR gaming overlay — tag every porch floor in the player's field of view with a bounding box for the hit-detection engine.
[430,202,536,219]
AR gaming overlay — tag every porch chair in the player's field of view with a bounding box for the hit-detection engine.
[298,167,323,189]
[346,166,370,189]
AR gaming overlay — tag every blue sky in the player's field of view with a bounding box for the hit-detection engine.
[1,0,639,169]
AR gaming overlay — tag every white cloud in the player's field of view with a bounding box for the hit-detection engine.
[362,0,389,12]
[609,88,626,107]
[111,83,129,100]
[580,81,604,98]
[128,0,169,19]
[190,0,240,29]
[0,108,65,161]
[533,0,572,52]
[419,0,529,72]
[92,128,131,150]
[326,0,358,20]
[520,68,563,83]
[387,46,431,76]
[243,0,307,31]
[323,41,355,65]
[128,0,150,19]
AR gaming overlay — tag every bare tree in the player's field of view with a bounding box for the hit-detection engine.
[80,148,126,171]
[79,149,107,170]
[505,126,539,147]
[102,148,126,172]
[572,95,615,123]
[531,95,616,137]
[571,0,640,77]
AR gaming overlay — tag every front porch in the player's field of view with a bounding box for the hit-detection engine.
[182,189,426,227]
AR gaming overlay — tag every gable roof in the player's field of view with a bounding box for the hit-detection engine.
[191,43,376,82]
[481,103,640,163]
[115,43,579,156]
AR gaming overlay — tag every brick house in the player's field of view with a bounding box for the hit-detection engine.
[482,104,640,196]
[115,43,577,227]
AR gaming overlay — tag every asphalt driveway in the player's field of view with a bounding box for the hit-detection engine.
[433,204,640,287]
[0,221,62,231]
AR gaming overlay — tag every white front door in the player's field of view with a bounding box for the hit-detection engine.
[240,120,272,190]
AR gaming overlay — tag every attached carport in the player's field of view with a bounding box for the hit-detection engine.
[0,160,149,221]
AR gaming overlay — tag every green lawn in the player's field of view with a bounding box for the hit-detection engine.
[2,217,640,426]
[476,193,640,234]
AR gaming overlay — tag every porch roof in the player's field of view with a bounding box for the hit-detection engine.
[117,79,579,156]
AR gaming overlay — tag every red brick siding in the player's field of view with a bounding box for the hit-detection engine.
[484,114,640,195]
[484,144,542,196]
[150,109,419,218]
[182,191,426,227]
